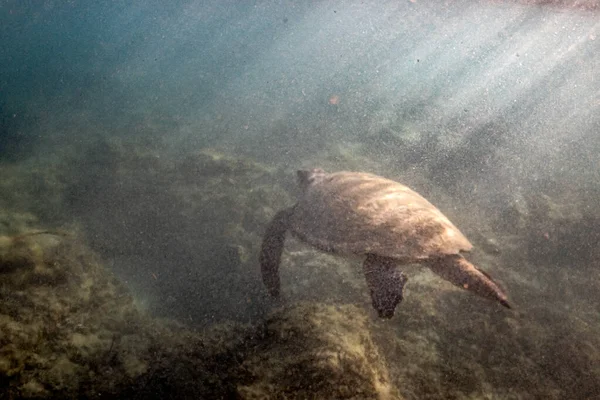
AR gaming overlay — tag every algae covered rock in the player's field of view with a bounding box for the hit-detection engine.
[0,229,139,397]
[0,226,245,399]
[238,302,401,400]
[0,225,402,399]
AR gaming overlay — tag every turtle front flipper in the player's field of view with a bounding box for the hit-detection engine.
[427,254,511,308]
[363,254,408,319]
[259,207,295,297]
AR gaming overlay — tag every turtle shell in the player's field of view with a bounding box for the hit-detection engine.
[289,171,472,261]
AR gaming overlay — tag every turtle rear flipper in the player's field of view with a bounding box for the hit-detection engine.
[363,254,408,318]
[427,254,511,308]
[259,208,295,297]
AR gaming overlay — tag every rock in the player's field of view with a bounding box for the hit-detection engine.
[238,302,401,400]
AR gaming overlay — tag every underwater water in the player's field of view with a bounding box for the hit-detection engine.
[1,0,599,398]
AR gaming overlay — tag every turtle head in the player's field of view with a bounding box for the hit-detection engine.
[296,169,326,191]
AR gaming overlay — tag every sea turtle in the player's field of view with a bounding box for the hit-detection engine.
[259,169,510,318]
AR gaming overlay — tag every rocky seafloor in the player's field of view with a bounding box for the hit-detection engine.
[0,227,397,398]
[1,138,599,399]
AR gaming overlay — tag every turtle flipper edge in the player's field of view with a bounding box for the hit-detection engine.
[363,254,408,319]
[259,207,294,297]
